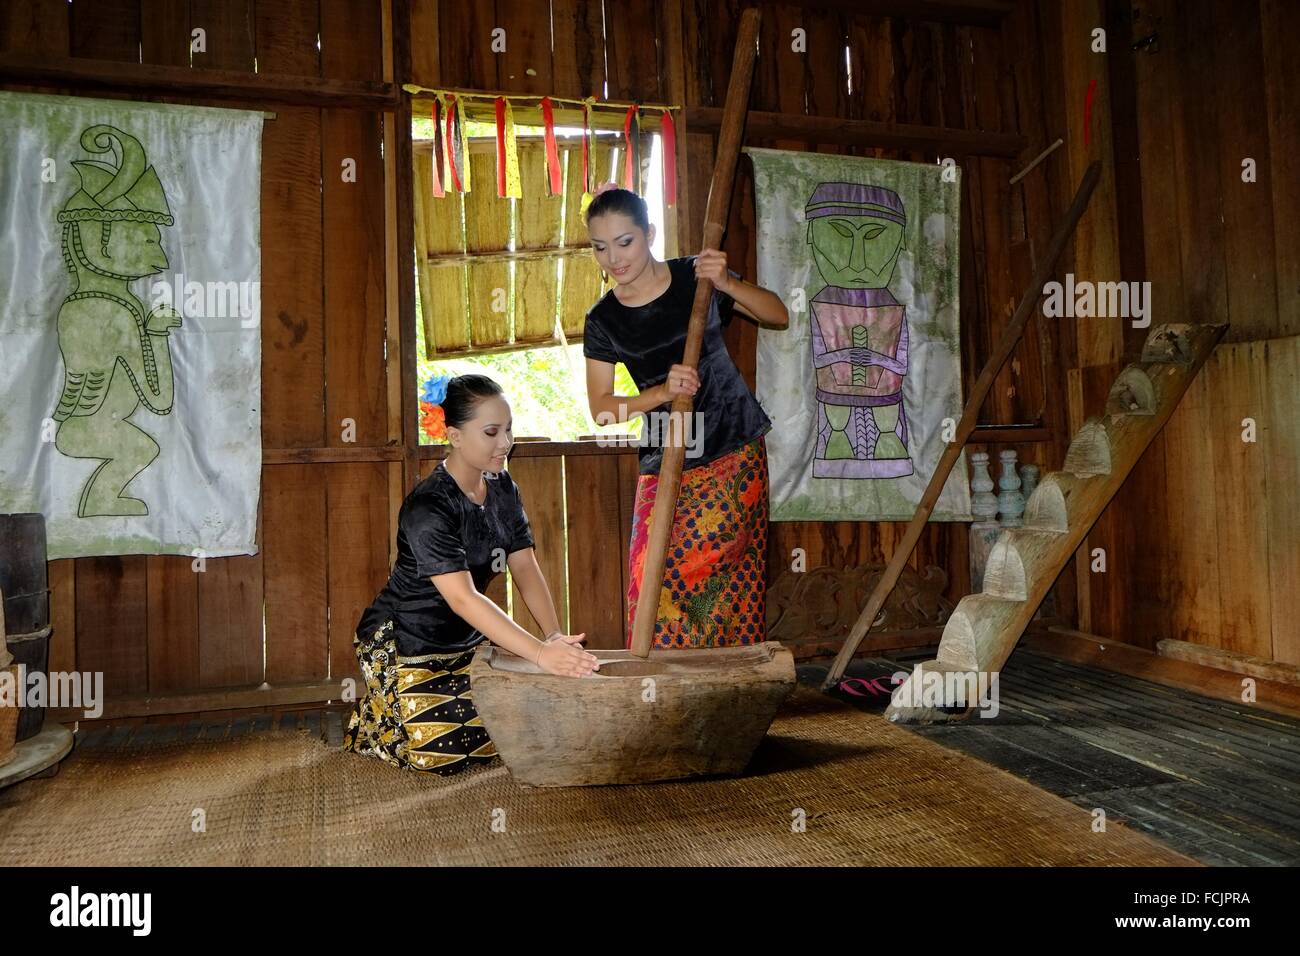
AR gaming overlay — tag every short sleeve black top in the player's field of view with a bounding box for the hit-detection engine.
[582,256,772,475]
[357,463,535,657]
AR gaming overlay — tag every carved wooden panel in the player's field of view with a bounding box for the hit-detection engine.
[767,563,955,656]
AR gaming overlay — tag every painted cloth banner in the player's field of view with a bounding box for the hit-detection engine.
[0,92,262,558]
[747,147,970,521]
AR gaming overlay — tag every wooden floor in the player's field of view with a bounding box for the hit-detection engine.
[810,648,1300,867]
[59,646,1299,867]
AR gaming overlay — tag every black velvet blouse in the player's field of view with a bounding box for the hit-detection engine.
[357,463,535,658]
[582,256,773,476]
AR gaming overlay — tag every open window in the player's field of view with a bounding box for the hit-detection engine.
[412,108,669,444]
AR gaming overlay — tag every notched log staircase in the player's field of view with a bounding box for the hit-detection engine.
[885,321,1228,724]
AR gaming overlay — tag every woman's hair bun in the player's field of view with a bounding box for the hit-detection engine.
[585,184,650,232]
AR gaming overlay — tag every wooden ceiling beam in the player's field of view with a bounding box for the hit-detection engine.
[686,105,1025,157]
[791,0,1014,28]
[0,53,398,110]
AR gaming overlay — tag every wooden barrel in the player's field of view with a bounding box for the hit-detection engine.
[0,515,51,743]
[7,627,51,741]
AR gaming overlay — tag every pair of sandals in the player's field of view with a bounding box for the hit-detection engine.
[836,675,900,700]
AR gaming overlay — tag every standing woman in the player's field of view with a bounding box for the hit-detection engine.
[345,374,598,775]
[581,184,790,649]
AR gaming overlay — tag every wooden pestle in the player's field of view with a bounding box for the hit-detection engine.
[630,8,762,658]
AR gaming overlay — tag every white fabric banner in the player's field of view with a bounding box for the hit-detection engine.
[748,147,971,522]
[0,92,263,558]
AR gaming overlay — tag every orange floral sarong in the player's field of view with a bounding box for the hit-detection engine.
[626,437,769,648]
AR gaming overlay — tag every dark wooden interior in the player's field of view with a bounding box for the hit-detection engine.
[1,0,1295,722]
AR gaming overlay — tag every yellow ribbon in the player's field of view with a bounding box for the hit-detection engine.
[503,98,521,199]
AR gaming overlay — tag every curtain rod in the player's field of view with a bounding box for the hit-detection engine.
[402,83,679,114]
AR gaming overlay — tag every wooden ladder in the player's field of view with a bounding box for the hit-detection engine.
[885,321,1228,723]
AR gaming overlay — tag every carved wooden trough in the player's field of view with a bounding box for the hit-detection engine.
[470,11,797,788]
[470,643,795,787]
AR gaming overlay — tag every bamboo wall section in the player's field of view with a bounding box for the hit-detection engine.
[413,140,607,356]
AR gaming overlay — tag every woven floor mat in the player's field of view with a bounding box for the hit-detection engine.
[0,688,1196,866]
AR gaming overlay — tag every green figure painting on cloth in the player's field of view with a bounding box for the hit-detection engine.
[806,182,912,480]
[52,126,183,517]
[0,91,263,559]
[748,146,968,523]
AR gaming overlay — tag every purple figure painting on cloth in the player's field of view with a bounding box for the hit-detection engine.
[806,182,914,479]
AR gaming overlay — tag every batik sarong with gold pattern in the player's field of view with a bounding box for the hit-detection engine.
[343,619,497,775]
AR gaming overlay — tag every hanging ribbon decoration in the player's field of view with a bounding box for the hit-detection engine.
[583,97,596,193]
[505,98,521,198]
[414,89,680,207]
[494,96,521,198]
[579,96,598,218]
[494,97,507,195]
[540,96,563,196]
[444,94,464,192]
[660,108,677,207]
[430,95,445,198]
[622,103,641,193]
[458,95,472,192]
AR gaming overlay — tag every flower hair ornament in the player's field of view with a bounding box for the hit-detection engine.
[580,179,628,218]
[419,373,453,443]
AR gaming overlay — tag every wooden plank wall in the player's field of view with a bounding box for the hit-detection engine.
[682,1,1075,608]
[6,0,1084,712]
[1,0,395,702]
[1058,0,1299,664]
[407,0,1300,668]
[409,0,1072,632]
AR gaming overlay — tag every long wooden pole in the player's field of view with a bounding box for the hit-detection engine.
[820,160,1102,690]
[630,8,762,658]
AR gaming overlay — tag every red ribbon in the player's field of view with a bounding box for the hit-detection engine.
[622,104,640,191]
[541,97,563,196]
[495,96,507,198]
[430,97,444,198]
[660,110,677,207]
[582,101,591,194]
[445,95,463,192]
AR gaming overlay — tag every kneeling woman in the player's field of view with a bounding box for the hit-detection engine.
[345,374,597,774]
